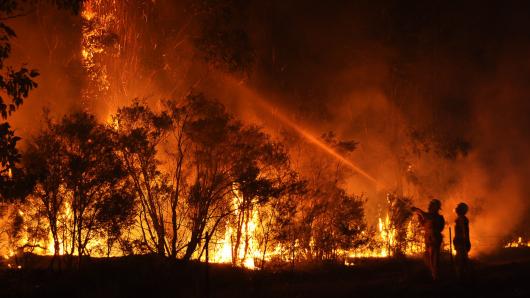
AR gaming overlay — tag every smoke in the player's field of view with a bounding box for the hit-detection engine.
[5,0,530,255]
[242,0,530,254]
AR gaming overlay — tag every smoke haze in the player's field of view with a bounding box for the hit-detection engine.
[6,0,530,254]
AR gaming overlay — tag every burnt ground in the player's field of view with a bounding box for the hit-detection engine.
[0,249,529,298]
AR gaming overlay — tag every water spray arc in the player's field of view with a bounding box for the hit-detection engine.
[232,82,380,186]
[264,104,379,185]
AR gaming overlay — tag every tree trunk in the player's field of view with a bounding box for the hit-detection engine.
[157,226,166,257]
[232,208,244,265]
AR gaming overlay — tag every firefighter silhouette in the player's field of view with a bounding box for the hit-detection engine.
[412,199,445,280]
[453,202,471,279]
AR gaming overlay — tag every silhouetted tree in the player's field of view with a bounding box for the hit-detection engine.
[51,112,126,264]
[178,94,298,261]
[24,125,66,266]
[269,130,367,262]
[228,127,293,266]
[0,0,86,202]
[113,101,173,257]
[94,186,136,257]
[0,3,38,201]
[179,94,245,260]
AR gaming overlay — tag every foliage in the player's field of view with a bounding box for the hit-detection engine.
[113,100,174,256]
[22,111,133,264]
[0,0,85,201]
[5,95,368,266]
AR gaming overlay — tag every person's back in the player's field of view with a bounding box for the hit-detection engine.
[423,212,445,248]
[453,202,470,279]
[412,199,445,280]
[454,216,469,248]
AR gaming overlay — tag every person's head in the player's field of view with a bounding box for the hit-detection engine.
[428,199,442,213]
[455,202,469,216]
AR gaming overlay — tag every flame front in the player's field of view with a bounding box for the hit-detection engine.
[505,236,530,248]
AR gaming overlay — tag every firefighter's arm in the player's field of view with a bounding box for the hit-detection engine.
[410,206,425,217]
[411,207,426,219]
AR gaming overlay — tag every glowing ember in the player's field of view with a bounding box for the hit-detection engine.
[81,0,112,95]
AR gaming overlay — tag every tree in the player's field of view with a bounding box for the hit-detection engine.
[0,0,86,201]
[227,127,294,266]
[93,185,136,257]
[113,100,174,257]
[179,94,244,261]
[174,94,295,262]
[24,126,66,266]
[51,112,127,263]
[0,3,39,200]
[312,186,366,259]
[21,110,135,267]
[256,171,306,268]
[267,130,366,262]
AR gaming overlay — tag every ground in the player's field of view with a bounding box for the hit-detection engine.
[1,248,529,297]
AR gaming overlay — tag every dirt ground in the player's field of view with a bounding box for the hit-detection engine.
[1,248,529,298]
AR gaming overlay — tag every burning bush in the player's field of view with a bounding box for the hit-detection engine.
[0,95,373,269]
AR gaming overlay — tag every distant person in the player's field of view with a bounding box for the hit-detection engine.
[411,199,445,280]
[453,202,471,279]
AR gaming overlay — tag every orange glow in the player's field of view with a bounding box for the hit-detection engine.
[225,80,380,186]
[505,236,530,248]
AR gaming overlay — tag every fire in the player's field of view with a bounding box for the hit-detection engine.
[81,0,114,96]
[378,214,395,257]
[209,196,426,269]
[346,212,424,260]
[505,236,530,248]
[81,6,96,21]
[3,1,523,271]
[210,189,263,269]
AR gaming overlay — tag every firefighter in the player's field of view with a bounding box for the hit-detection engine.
[453,202,471,279]
[411,199,445,280]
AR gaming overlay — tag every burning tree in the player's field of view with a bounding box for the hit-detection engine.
[112,100,174,257]
[21,111,134,267]
[0,2,39,201]
[278,180,366,262]
[24,125,66,265]
[110,94,304,264]
[385,192,415,257]
[178,94,291,262]
[262,130,368,264]
[55,112,128,261]
[224,124,295,267]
